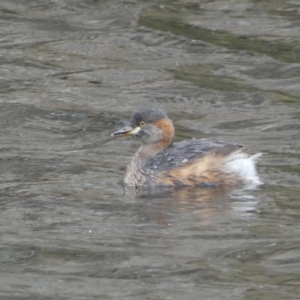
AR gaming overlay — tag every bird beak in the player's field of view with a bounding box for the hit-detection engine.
[111,126,141,137]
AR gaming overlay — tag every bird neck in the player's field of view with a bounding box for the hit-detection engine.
[138,134,174,162]
[130,143,168,170]
[124,140,172,186]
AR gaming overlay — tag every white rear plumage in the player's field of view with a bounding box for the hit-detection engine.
[224,152,262,188]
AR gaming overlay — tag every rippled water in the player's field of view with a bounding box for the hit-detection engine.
[1,0,300,299]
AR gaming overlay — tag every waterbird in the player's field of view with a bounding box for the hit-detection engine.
[112,108,262,188]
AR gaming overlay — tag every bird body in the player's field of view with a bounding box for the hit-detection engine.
[112,108,262,188]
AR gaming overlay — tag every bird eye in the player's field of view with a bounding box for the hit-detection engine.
[140,121,146,126]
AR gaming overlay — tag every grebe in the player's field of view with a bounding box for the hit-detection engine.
[112,108,262,188]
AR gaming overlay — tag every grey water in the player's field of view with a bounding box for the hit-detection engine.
[0,0,300,299]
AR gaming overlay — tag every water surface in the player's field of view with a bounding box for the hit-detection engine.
[1,0,300,299]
